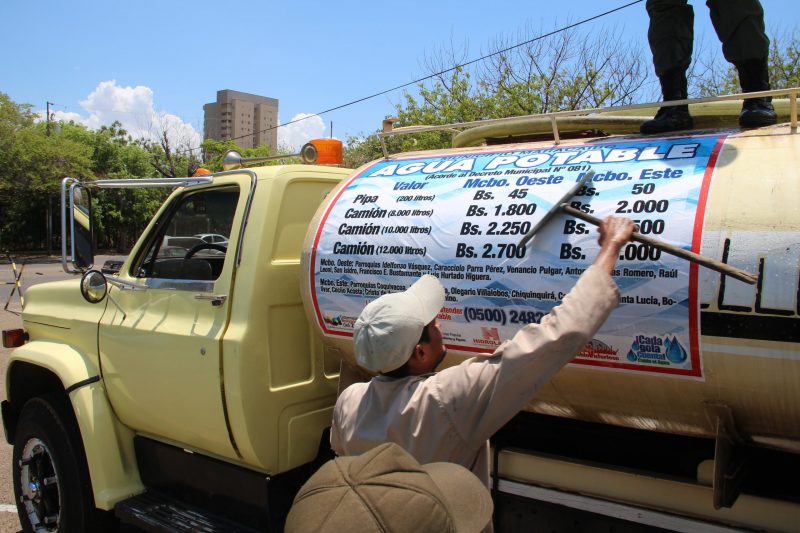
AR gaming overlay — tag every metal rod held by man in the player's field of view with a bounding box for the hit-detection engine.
[517,170,758,285]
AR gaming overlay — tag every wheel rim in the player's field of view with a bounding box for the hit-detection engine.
[19,437,61,532]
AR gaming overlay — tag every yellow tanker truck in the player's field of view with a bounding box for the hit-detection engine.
[2,90,799,532]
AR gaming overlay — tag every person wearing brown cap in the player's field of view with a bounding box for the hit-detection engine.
[285,442,493,533]
[331,216,634,506]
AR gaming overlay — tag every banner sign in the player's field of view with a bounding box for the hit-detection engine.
[310,136,725,377]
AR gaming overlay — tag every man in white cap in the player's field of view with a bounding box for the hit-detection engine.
[331,216,635,494]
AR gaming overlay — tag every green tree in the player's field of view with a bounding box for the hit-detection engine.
[201,138,301,172]
[0,107,93,251]
[82,122,171,252]
[768,30,800,90]
[0,93,36,173]
[201,138,245,172]
[0,93,39,250]
[345,24,799,166]
[0,94,175,253]
[675,30,799,98]
[344,24,651,164]
[146,129,198,179]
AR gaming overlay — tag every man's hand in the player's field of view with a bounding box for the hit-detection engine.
[599,216,635,251]
[594,216,635,274]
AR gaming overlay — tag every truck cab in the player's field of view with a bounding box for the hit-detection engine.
[3,146,351,531]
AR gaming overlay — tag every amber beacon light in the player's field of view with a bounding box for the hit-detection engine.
[309,139,343,165]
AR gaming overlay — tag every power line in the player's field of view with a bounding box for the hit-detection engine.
[190,0,644,154]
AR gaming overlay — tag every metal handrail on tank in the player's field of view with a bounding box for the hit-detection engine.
[377,87,800,157]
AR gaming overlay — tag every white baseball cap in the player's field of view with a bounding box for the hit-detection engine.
[354,275,445,373]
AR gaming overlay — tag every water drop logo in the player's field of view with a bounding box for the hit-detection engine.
[666,335,687,364]
[627,338,641,362]
[626,334,687,366]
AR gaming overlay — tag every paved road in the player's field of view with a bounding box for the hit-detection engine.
[0,255,122,532]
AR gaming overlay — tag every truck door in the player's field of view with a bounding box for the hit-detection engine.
[97,174,252,459]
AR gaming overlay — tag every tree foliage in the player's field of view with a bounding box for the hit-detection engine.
[0,96,96,250]
[200,138,305,172]
[0,105,304,251]
[345,25,800,164]
[0,95,177,252]
[345,24,652,164]
[695,29,800,97]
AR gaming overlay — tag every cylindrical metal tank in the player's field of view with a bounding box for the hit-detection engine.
[300,121,800,453]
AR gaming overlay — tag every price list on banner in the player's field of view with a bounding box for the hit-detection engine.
[309,135,725,377]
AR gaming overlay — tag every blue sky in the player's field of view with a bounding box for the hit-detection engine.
[2,1,797,152]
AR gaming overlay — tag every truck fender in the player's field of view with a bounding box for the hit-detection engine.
[6,341,144,509]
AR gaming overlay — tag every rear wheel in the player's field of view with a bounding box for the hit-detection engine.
[12,395,111,533]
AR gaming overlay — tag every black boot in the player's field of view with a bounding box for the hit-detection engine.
[640,68,693,134]
[736,59,777,128]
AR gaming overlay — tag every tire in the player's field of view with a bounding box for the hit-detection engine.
[12,394,112,533]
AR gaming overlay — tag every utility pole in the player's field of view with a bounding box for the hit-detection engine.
[45,101,55,255]
[46,101,53,136]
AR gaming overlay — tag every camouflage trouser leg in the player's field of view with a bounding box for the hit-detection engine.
[646,0,694,77]
[645,0,769,77]
[706,0,769,65]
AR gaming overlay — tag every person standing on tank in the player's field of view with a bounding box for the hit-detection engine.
[641,0,777,134]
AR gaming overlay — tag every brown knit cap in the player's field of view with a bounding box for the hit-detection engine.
[285,442,493,533]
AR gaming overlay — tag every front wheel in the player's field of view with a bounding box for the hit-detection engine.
[12,395,110,533]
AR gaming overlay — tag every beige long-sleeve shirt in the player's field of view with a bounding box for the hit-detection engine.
[330,266,620,488]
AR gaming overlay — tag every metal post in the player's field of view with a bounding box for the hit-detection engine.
[46,195,52,257]
[4,255,25,311]
[549,117,561,145]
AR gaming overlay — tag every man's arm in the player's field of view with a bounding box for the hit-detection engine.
[437,216,634,449]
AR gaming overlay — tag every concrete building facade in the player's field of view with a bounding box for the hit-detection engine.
[203,90,279,151]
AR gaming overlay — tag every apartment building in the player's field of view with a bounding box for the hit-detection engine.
[203,90,279,150]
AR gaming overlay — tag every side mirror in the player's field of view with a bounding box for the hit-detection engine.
[80,270,108,304]
[70,183,94,271]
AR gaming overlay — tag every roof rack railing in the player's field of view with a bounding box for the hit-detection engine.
[82,176,214,189]
[377,87,799,158]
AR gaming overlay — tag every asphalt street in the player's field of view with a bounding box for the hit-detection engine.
[0,254,122,532]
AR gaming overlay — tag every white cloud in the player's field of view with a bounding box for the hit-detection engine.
[50,80,201,151]
[278,113,327,152]
[49,82,332,155]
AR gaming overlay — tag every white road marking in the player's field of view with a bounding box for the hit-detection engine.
[0,504,17,513]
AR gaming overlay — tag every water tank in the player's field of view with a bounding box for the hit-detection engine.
[300,117,800,453]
